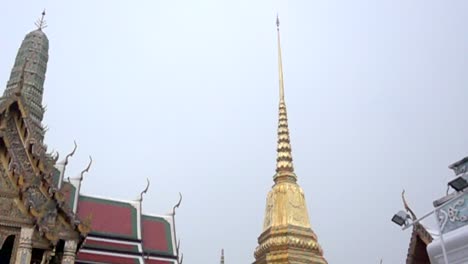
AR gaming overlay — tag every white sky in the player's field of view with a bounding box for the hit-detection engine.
[1,1,468,263]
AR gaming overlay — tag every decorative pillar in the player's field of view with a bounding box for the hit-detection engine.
[14,227,33,264]
[61,240,78,264]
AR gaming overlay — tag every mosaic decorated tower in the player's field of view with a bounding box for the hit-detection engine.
[253,17,328,264]
[2,12,49,143]
[0,12,88,264]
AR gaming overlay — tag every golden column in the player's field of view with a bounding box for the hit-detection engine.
[253,17,328,264]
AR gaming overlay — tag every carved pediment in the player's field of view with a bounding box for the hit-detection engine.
[0,165,15,193]
[0,197,31,224]
[0,107,83,244]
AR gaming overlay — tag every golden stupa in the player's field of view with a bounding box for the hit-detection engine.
[253,17,328,264]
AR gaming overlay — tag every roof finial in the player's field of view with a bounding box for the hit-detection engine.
[401,190,417,220]
[172,192,183,216]
[274,16,295,182]
[64,140,78,166]
[220,248,225,264]
[277,15,284,102]
[35,9,47,31]
[276,14,280,30]
[138,178,150,202]
[78,156,92,182]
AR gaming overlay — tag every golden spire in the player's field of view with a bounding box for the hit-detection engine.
[274,15,296,183]
[277,15,284,102]
[253,16,328,264]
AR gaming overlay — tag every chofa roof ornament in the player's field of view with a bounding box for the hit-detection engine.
[138,178,150,202]
[64,140,78,166]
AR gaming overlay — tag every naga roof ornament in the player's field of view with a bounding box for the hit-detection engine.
[138,178,150,202]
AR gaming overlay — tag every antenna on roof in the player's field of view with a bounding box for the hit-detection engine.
[35,9,48,30]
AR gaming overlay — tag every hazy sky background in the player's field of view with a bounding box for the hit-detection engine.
[1,1,468,263]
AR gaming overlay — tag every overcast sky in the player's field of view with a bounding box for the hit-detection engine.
[2,1,468,263]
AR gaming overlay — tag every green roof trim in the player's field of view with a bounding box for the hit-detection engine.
[69,185,76,209]
[84,241,139,254]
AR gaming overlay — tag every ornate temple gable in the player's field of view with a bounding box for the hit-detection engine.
[0,159,16,195]
[0,197,32,227]
[0,97,88,246]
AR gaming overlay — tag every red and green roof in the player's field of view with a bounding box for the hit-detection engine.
[77,195,138,240]
[74,195,178,264]
[83,238,140,254]
[142,215,174,255]
[145,259,175,264]
[77,251,140,264]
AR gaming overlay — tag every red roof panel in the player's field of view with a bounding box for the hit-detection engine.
[142,215,173,255]
[77,196,138,239]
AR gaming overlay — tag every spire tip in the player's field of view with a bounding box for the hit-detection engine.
[35,9,47,30]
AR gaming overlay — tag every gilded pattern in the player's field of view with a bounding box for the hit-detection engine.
[254,18,327,264]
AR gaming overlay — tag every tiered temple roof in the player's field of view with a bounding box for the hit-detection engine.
[75,196,178,263]
[0,13,181,264]
[51,142,181,264]
[0,13,87,264]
